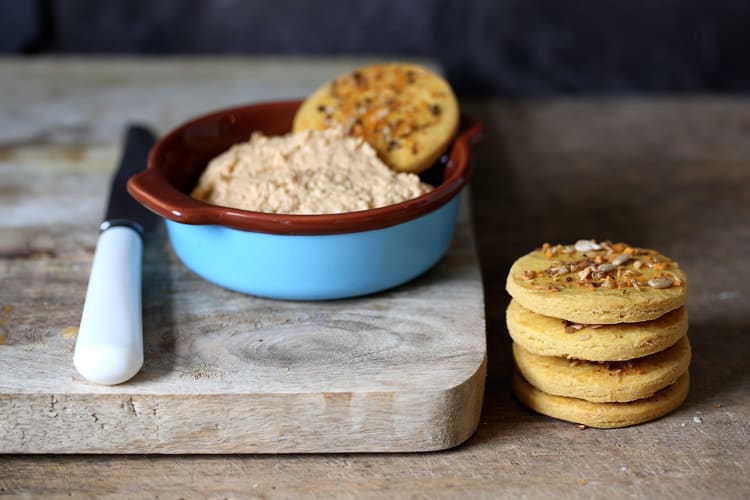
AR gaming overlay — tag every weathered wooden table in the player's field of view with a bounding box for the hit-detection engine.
[1,58,748,498]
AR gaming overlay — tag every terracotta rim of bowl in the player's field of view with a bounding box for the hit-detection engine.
[128,100,482,235]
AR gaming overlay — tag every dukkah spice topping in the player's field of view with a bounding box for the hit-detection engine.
[519,239,683,294]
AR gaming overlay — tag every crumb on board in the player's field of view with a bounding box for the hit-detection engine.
[62,326,79,340]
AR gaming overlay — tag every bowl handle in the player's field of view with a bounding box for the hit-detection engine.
[127,169,221,225]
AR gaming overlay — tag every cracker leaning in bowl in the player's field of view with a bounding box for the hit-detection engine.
[292,62,460,173]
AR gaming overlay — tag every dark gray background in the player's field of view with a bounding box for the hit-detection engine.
[2,0,749,95]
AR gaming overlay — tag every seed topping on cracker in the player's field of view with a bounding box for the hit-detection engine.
[318,66,447,154]
[518,240,684,293]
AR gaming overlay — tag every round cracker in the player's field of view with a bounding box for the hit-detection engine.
[512,370,690,429]
[512,336,691,403]
[506,299,688,361]
[293,62,459,173]
[506,242,688,324]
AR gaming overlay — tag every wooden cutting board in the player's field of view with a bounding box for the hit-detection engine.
[0,186,486,454]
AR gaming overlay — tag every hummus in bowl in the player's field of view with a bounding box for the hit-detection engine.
[192,127,432,215]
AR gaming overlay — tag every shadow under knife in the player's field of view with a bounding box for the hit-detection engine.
[132,222,178,382]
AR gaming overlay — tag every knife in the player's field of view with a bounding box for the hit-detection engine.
[73,125,159,385]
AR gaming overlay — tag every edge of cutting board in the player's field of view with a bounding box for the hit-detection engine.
[1,354,486,453]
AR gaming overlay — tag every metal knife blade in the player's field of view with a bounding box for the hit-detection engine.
[73,124,158,385]
[102,124,159,235]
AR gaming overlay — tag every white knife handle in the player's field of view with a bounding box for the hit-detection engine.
[74,225,144,385]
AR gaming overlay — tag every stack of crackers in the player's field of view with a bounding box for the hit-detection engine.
[506,240,690,428]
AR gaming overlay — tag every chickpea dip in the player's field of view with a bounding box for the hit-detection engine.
[191,128,433,215]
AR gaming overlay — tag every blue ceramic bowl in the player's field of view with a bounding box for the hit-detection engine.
[128,100,482,300]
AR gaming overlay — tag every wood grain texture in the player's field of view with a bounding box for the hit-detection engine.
[1,59,749,498]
